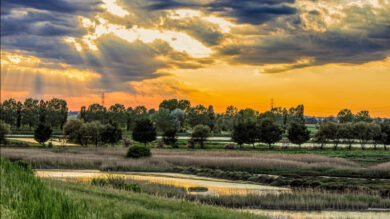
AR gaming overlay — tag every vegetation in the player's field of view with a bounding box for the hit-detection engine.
[132,119,156,145]
[163,128,178,148]
[287,122,310,148]
[126,145,152,158]
[1,158,263,218]
[191,125,211,148]
[0,121,11,144]
[33,123,52,146]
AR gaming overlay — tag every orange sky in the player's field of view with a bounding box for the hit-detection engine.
[1,0,390,117]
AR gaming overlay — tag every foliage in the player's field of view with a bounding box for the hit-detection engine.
[122,138,133,147]
[186,105,214,129]
[223,143,235,149]
[355,110,372,123]
[191,124,211,148]
[63,119,84,144]
[21,98,39,128]
[287,122,310,148]
[231,122,248,147]
[80,121,104,147]
[46,98,68,129]
[152,108,173,131]
[337,109,354,123]
[126,145,152,158]
[353,122,378,150]
[159,99,191,112]
[170,108,185,130]
[0,121,11,144]
[34,123,52,146]
[108,104,127,128]
[132,119,156,145]
[258,118,283,148]
[0,158,86,218]
[162,128,178,147]
[101,122,122,146]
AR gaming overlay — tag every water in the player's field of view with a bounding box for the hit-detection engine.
[247,209,390,219]
[35,169,289,196]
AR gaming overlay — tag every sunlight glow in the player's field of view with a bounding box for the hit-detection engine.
[81,17,213,58]
[101,0,129,17]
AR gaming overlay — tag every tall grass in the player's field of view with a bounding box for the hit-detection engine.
[0,158,89,219]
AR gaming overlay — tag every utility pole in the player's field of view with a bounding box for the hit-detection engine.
[101,92,105,107]
[270,98,274,110]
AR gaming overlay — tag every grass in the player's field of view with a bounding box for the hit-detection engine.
[89,176,390,210]
[0,158,265,219]
[2,146,390,193]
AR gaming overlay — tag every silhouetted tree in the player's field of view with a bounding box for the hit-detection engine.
[258,118,283,149]
[287,122,310,149]
[34,123,52,146]
[132,119,156,145]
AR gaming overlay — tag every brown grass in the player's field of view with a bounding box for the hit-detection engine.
[0,147,366,172]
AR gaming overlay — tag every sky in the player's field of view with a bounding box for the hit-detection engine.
[1,0,390,116]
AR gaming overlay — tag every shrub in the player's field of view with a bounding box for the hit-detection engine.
[0,121,11,145]
[101,123,122,146]
[34,122,52,146]
[126,145,151,158]
[223,143,235,149]
[91,178,108,186]
[63,119,83,144]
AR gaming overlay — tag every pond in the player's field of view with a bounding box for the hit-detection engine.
[35,169,289,196]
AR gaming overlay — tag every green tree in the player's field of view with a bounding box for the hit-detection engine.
[80,121,104,147]
[231,122,247,148]
[162,128,178,148]
[159,99,191,112]
[381,124,390,150]
[317,122,338,149]
[0,98,18,126]
[258,118,283,149]
[186,105,213,128]
[152,108,173,131]
[132,119,156,145]
[353,122,374,150]
[21,98,39,128]
[238,108,257,123]
[337,109,354,123]
[108,104,126,128]
[170,109,185,130]
[46,98,68,129]
[0,121,11,145]
[34,123,52,146]
[191,124,211,148]
[287,105,305,125]
[338,123,355,150]
[63,119,84,145]
[287,122,310,148]
[84,103,107,124]
[355,110,372,123]
[371,123,382,150]
[101,123,122,146]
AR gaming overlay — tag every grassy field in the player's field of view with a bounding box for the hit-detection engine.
[2,146,390,193]
[0,158,265,219]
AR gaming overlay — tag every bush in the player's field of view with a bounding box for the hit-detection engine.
[34,122,52,146]
[223,143,235,149]
[101,123,122,146]
[126,145,152,158]
[0,121,11,145]
[155,139,164,148]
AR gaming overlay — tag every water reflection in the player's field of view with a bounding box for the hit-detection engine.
[35,169,289,196]
[247,209,390,219]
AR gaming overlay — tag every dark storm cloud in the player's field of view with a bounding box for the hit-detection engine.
[145,0,297,25]
[1,0,101,14]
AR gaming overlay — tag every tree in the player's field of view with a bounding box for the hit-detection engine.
[186,105,213,128]
[338,123,355,150]
[46,98,68,129]
[0,98,18,126]
[159,99,191,112]
[108,104,126,128]
[353,122,374,150]
[258,118,283,149]
[287,122,310,148]
[381,124,390,150]
[287,105,305,125]
[371,123,382,150]
[34,123,52,146]
[152,108,173,131]
[132,119,156,145]
[232,122,247,148]
[337,109,354,123]
[191,125,211,148]
[101,123,122,146]
[84,103,107,123]
[355,110,372,123]
[21,98,39,128]
[63,119,84,145]
[79,121,104,147]
[317,122,338,149]
[170,109,185,130]
[246,121,260,148]
[238,108,257,123]
[162,128,178,148]
[0,121,11,145]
